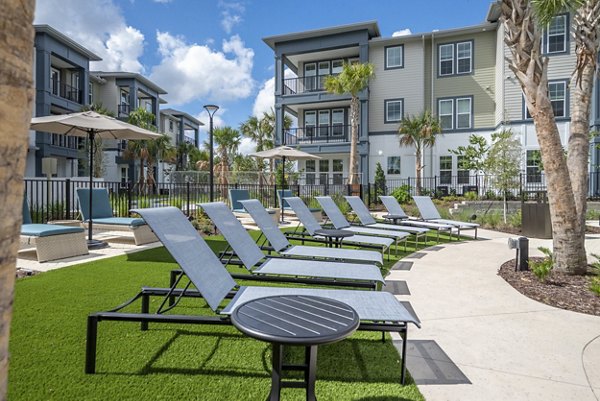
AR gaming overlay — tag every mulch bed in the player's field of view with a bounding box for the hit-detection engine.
[498,258,600,316]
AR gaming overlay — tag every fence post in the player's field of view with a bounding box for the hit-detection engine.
[367,183,371,206]
[127,182,132,215]
[186,181,191,216]
[274,184,278,209]
[519,172,523,199]
[65,178,71,220]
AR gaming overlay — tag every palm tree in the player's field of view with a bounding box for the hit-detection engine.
[324,63,374,185]
[0,1,35,398]
[397,110,442,195]
[501,0,587,273]
[125,108,157,193]
[211,126,241,188]
[145,134,174,193]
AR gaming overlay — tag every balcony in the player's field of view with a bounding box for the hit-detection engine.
[284,125,352,145]
[118,103,130,117]
[50,79,81,103]
[283,74,338,95]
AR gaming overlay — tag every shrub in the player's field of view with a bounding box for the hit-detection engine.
[508,209,522,228]
[374,162,386,200]
[391,185,412,204]
[589,254,600,296]
[331,192,351,215]
[530,247,553,282]
[478,211,502,229]
[464,191,478,201]
[587,209,600,220]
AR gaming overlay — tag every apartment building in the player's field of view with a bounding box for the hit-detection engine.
[160,108,203,180]
[29,25,101,177]
[263,5,588,192]
[90,71,167,184]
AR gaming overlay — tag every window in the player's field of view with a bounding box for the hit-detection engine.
[526,150,542,183]
[332,109,344,136]
[456,98,472,129]
[457,156,470,184]
[305,111,316,137]
[333,159,343,184]
[385,45,403,69]
[385,99,403,123]
[318,110,330,138]
[549,81,566,118]
[50,68,60,96]
[387,156,401,175]
[439,44,454,76]
[304,63,316,91]
[440,156,453,185]
[120,167,128,185]
[438,99,454,130]
[305,160,316,185]
[439,41,473,76]
[88,82,93,105]
[169,120,174,131]
[523,81,567,119]
[545,14,567,54]
[318,61,330,89]
[456,42,472,74]
[319,160,329,184]
[331,59,343,74]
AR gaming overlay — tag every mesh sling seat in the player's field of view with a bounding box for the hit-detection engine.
[228,188,277,216]
[315,196,410,250]
[20,196,88,262]
[379,196,455,234]
[84,206,421,384]
[239,198,384,266]
[76,188,157,245]
[200,202,384,289]
[284,196,395,259]
[343,196,430,246]
[412,196,479,239]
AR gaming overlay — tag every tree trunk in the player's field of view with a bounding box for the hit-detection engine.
[0,2,35,399]
[348,96,359,185]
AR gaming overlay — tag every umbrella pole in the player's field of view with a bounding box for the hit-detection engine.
[280,156,285,224]
[87,130,107,249]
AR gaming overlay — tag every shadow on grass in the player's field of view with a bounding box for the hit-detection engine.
[99,328,413,385]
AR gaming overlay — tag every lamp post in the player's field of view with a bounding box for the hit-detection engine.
[203,104,219,202]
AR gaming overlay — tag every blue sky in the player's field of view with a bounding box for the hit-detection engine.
[35,0,492,151]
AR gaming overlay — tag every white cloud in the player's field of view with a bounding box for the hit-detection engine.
[150,32,254,105]
[238,137,256,155]
[195,108,226,131]
[252,69,294,117]
[219,1,245,34]
[392,28,412,37]
[34,0,145,73]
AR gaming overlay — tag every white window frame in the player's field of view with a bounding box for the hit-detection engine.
[548,81,566,118]
[456,97,472,129]
[385,45,403,69]
[456,42,472,74]
[439,44,454,76]
[385,99,403,123]
[304,111,316,137]
[545,14,567,54]
[438,99,454,130]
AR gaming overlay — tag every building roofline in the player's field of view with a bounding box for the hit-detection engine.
[263,21,380,49]
[90,71,168,95]
[160,108,204,126]
[369,22,498,46]
[486,1,502,23]
[34,25,102,61]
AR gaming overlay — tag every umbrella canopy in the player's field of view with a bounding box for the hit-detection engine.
[30,111,162,140]
[251,145,321,161]
[30,110,161,247]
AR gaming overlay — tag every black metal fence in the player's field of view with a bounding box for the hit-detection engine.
[23,172,599,223]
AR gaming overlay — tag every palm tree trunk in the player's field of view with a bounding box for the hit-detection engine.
[0,2,35,398]
[415,147,422,196]
[349,96,359,185]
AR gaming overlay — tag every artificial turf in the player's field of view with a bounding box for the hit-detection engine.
[7,231,450,401]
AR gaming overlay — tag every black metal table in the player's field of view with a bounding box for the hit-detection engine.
[314,228,353,248]
[230,295,359,401]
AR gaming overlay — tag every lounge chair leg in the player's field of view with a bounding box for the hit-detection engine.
[305,345,318,401]
[400,327,409,385]
[85,315,98,374]
[141,294,149,331]
[269,344,283,401]
[168,270,179,306]
[475,227,478,240]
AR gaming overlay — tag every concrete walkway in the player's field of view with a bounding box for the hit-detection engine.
[390,228,600,401]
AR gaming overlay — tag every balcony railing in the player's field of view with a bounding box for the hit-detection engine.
[50,79,82,103]
[118,103,130,116]
[284,125,352,145]
[283,74,339,95]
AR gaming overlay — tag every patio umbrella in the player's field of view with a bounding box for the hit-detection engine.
[31,111,161,248]
[251,145,321,223]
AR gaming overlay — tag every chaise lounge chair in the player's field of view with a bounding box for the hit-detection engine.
[412,196,479,239]
[76,188,158,245]
[228,188,278,220]
[240,198,384,266]
[379,196,455,233]
[20,196,88,262]
[343,196,430,246]
[315,196,411,248]
[85,206,420,384]
[199,202,384,289]
[278,189,322,221]
[284,196,396,258]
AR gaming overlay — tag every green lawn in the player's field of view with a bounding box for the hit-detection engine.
[8,232,445,401]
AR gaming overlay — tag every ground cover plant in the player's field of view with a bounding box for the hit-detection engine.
[8,230,457,401]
